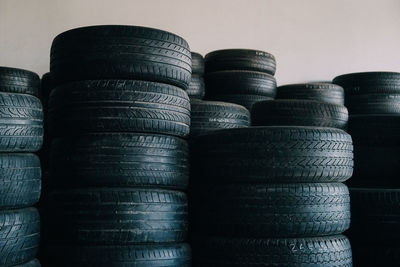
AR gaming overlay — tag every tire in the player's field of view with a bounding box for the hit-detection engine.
[0,92,43,152]
[187,75,205,99]
[207,94,274,111]
[0,208,40,267]
[346,94,400,115]
[348,115,400,145]
[351,244,400,267]
[43,243,191,267]
[48,80,190,138]
[40,72,55,104]
[15,259,41,267]
[190,99,250,137]
[49,133,189,189]
[276,82,345,105]
[251,99,349,129]
[50,25,191,89]
[333,71,400,96]
[205,183,350,238]
[194,235,352,267]
[0,67,40,97]
[192,127,353,183]
[191,52,204,75]
[204,49,276,75]
[45,188,188,244]
[0,154,41,208]
[205,70,276,98]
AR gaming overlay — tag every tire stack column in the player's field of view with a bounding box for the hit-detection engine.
[334,72,400,266]
[0,67,43,267]
[40,25,192,266]
[188,52,205,99]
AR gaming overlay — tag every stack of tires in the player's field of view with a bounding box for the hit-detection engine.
[0,67,43,267]
[191,83,354,266]
[334,72,400,266]
[188,53,205,99]
[40,25,192,266]
[203,49,277,111]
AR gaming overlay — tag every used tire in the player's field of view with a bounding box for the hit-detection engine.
[187,75,205,99]
[43,243,191,267]
[192,127,353,183]
[0,92,43,152]
[276,82,345,105]
[194,235,352,267]
[351,244,400,267]
[48,80,190,138]
[207,94,274,111]
[0,208,40,267]
[205,183,350,238]
[50,133,189,189]
[15,259,41,267]
[346,94,400,115]
[251,99,349,129]
[45,188,188,244]
[0,67,40,97]
[190,99,250,137]
[0,154,41,208]
[205,49,276,75]
[191,52,204,75]
[50,25,192,89]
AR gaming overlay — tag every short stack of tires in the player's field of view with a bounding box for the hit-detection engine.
[334,72,400,266]
[188,52,205,99]
[40,25,192,266]
[191,83,354,266]
[0,67,43,267]
[204,49,277,111]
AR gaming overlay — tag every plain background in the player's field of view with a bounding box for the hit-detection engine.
[1,0,400,84]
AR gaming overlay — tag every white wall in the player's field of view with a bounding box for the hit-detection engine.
[1,0,400,84]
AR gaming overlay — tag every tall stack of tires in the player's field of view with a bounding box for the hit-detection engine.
[334,72,400,266]
[191,82,354,266]
[203,49,277,111]
[0,67,43,267]
[188,53,205,99]
[40,25,192,266]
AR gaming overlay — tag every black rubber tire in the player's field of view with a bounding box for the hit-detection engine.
[0,208,40,267]
[45,188,188,244]
[190,99,250,137]
[351,244,400,267]
[0,92,43,152]
[205,70,277,97]
[0,67,40,97]
[192,126,353,183]
[43,244,191,267]
[276,83,345,105]
[194,235,352,267]
[333,71,400,96]
[49,133,189,189]
[50,25,191,89]
[204,49,276,75]
[48,80,190,138]
[191,52,204,75]
[251,99,349,129]
[205,183,350,238]
[40,72,55,103]
[0,154,41,209]
[15,259,41,267]
[187,75,205,99]
[346,94,400,115]
[207,94,274,111]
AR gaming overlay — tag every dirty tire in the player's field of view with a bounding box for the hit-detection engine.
[0,67,40,97]
[191,52,204,75]
[208,94,274,111]
[187,75,205,99]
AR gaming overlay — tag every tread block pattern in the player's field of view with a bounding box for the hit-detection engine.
[346,94,400,115]
[191,52,204,75]
[50,133,189,189]
[0,67,40,97]
[187,75,205,99]
[50,25,192,89]
[192,126,354,183]
[45,188,188,244]
[207,94,274,111]
[0,208,40,267]
[48,80,190,138]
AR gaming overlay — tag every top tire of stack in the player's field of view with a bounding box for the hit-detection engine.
[191,52,204,75]
[0,67,40,97]
[50,25,192,89]
[204,49,276,75]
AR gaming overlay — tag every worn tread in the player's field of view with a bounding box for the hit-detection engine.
[0,67,40,97]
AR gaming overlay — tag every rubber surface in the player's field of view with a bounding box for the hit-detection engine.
[50,133,189,189]
[190,99,250,137]
[0,208,40,267]
[15,259,41,267]
[277,82,345,105]
[0,67,40,97]
[346,94,400,115]
[251,99,349,129]
[187,75,205,99]
[191,52,204,75]
[205,49,276,75]
[207,94,274,111]
[192,126,353,183]
[50,25,192,89]
[45,188,188,244]
[48,80,190,138]
[0,153,41,208]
